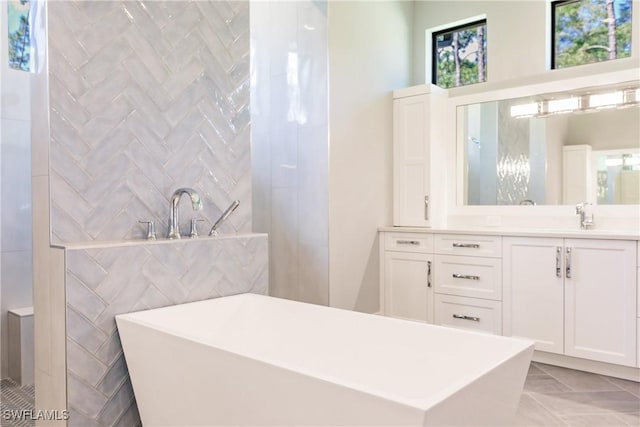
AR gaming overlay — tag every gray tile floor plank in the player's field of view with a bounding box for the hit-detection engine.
[535,363,625,392]
[524,375,574,393]
[515,394,567,426]
[615,411,640,426]
[558,413,635,426]
[2,362,638,427]
[528,391,639,416]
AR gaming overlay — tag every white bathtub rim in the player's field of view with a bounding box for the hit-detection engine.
[116,294,534,412]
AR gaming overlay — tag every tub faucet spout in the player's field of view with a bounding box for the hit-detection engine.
[168,188,203,239]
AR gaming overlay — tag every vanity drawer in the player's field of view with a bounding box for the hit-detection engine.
[385,232,434,253]
[434,255,502,300]
[434,294,502,335]
[435,234,502,258]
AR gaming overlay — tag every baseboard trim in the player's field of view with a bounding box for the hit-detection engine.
[533,351,640,382]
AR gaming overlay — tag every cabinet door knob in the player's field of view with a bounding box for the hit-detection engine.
[427,260,432,288]
[555,246,562,278]
[566,247,572,279]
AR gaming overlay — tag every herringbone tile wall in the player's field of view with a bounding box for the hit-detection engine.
[47,0,251,243]
[65,236,268,427]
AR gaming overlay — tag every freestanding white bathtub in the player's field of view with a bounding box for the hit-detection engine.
[116,293,533,426]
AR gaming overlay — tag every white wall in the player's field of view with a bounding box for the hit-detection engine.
[0,1,33,379]
[413,0,640,87]
[566,107,640,151]
[328,1,413,312]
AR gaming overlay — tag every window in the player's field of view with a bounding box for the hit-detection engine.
[552,0,633,69]
[8,0,32,72]
[432,20,487,89]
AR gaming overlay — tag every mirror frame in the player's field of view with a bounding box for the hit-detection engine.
[446,68,640,225]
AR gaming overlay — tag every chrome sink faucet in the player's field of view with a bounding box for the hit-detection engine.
[168,188,203,239]
[575,202,594,230]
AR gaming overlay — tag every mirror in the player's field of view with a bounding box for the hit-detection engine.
[458,84,640,205]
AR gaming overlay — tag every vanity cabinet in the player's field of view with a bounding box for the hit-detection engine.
[503,237,565,353]
[393,93,431,227]
[433,234,503,335]
[382,233,434,323]
[503,237,637,367]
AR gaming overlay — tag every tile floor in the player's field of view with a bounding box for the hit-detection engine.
[516,362,640,426]
[0,363,639,426]
[0,379,35,427]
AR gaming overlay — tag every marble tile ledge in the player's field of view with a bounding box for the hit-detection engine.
[51,233,268,250]
[378,226,640,240]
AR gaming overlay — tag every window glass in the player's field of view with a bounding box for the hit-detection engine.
[553,0,633,69]
[432,20,487,89]
[8,0,32,72]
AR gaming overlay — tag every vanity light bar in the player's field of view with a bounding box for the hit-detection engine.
[510,102,539,117]
[545,97,580,114]
[510,86,639,119]
[588,91,624,109]
[624,88,640,105]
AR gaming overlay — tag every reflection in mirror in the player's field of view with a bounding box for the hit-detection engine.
[459,86,640,206]
[594,150,640,204]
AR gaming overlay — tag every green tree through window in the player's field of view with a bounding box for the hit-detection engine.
[433,20,487,89]
[553,0,632,69]
[8,0,32,72]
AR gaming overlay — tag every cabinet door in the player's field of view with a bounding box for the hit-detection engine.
[393,94,430,227]
[384,251,433,323]
[564,239,637,367]
[503,237,564,354]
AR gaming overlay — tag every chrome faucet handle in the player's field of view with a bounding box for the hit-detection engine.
[189,219,206,238]
[138,220,157,240]
[583,213,595,229]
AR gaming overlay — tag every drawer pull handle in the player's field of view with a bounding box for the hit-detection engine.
[453,243,480,249]
[555,247,562,278]
[566,247,572,279]
[424,195,429,221]
[452,274,480,281]
[397,240,419,245]
[453,314,480,322]
[427,261,432,288]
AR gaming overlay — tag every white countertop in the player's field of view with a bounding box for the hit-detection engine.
[378,226,640,240]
